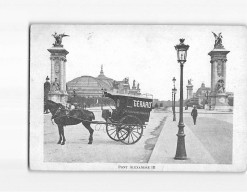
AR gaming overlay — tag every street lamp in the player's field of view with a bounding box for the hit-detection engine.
[174,38,189,160]
[172,89,174,118]
[172,77,177,121]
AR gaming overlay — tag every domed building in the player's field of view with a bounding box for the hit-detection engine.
[97,65,114,89]
[66,65,141,98]
[67,75,111,97]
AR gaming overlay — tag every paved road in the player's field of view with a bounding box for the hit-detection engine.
[149,111,233,164]
[44,109,168,163]
[184,113,233,164]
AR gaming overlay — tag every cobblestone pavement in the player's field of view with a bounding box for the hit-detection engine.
[44,109,168,163]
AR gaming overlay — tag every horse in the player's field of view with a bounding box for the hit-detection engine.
[44,100,95,145]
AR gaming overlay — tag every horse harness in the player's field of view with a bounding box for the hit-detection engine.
[51,104,86,122]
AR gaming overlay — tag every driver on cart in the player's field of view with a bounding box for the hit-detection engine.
[65,102,75,116]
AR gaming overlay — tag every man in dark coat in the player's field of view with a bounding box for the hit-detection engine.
[191,106,198,125]
[44,76,50,114]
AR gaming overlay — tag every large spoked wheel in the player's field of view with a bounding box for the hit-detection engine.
[116,115,143,145]
[106,123,119,141]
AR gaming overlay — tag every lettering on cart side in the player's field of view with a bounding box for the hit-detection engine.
[133,100,152,108]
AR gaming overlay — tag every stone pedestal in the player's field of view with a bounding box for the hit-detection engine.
[47,46,69,105]
[210,93,230,111]
[48,91,68,105]
[215,93,230,111]
[208,46,231,111]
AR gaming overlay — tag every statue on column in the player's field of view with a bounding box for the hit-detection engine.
[212,32,224,49]
[52,32,69,47]
[188,79,192,85]
[137,83,140,90]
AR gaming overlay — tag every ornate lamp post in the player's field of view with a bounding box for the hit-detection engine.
[172,89,174,118]
[172,77,177,121]
[174,39,189,160]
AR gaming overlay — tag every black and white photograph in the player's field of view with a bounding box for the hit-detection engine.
[29,25,246,171]
[1,0,247,192]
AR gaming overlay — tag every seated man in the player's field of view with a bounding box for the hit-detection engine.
[65,102,74,116]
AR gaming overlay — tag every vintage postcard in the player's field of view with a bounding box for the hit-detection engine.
[29,25,247,171]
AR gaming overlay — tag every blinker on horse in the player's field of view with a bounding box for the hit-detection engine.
[45,100,95,145]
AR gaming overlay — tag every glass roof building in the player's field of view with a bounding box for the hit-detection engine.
[67,65,129,98]
[66,65,142,98]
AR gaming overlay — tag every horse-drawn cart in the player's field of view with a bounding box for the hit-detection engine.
[45,92,153,145]
[102,92,153,144]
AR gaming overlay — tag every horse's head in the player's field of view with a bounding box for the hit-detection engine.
[45,100,64,113]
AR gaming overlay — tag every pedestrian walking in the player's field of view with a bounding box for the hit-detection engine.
[191,105,198,125]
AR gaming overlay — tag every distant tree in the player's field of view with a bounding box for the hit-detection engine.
[154,103,159,108]
[159,103,163,107]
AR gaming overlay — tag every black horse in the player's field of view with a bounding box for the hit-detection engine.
[45,100,95,145]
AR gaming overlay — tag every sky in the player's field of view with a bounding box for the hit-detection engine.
[31,25,245,100]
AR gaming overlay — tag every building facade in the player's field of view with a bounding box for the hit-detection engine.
[195,83,211,107]
[186,82,233,109]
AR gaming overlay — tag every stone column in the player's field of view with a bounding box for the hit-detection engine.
[208,47,230,111]
[186,78,193,100]
[47,47,69,105]
[186,84,193,99]
[223,59,227,90]
[50,58,55,84]
[60,58,64,92]
[63,59,67,91]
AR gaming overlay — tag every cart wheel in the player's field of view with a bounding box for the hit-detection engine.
[106,124,119,141]
[117,115,143,145]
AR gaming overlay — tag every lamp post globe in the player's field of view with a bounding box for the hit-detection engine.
[174,38,189,160]
[175,38,189,63]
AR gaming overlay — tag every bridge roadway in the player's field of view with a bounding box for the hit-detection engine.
[44,108,168,163]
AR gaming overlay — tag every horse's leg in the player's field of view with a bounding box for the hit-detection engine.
[83,122,94,144]
[61,126,66,145]
[57,125,62,144]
